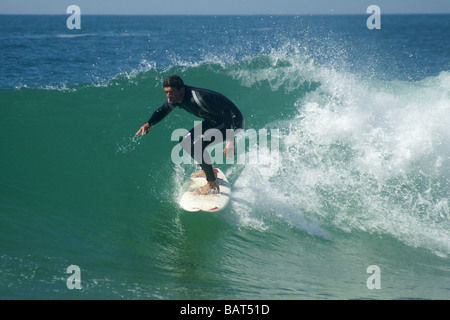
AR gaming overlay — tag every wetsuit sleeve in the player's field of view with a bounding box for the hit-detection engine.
[147,101,174,127]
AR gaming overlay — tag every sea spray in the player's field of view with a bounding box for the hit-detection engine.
[239,61,450,256]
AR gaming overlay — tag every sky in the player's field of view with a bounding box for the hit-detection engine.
[1,0,450,15]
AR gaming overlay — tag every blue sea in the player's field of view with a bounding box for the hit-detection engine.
[0,14,449,300]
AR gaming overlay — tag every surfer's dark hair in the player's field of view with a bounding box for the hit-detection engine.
[163,75,184,90]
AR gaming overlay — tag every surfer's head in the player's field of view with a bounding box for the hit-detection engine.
[163,75,185,104]
[163,75,184,90]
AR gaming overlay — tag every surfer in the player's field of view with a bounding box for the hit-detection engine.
[136,75,245,195]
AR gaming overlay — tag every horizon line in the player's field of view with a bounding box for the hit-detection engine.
[1,12,449,16]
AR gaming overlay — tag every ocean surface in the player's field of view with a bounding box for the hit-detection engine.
[0,14,449,300]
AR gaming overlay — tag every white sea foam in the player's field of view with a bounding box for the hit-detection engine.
[231,50,450,255]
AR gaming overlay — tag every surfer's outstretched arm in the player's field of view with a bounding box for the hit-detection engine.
[136,101,175,136]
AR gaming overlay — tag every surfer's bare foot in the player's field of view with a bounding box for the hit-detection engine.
[191,170,206,178]
[194,181,220,195]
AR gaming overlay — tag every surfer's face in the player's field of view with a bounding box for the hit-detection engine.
[164,86,185,104]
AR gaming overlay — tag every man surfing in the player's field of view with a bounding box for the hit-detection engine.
[136,75,245,195]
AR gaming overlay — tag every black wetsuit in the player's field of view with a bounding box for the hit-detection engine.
[147,85,245,182]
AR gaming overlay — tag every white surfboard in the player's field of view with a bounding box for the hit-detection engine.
[179,168,231,212]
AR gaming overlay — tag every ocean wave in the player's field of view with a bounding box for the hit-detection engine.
[6,50,449,256]
[253,65,450,256]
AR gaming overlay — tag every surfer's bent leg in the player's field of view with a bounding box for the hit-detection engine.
[179,121,226,182]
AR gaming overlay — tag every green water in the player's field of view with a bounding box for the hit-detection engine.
[1,15,449,300]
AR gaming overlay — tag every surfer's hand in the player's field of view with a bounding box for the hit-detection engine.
[136,123,150,136]
[224,140,234,158]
